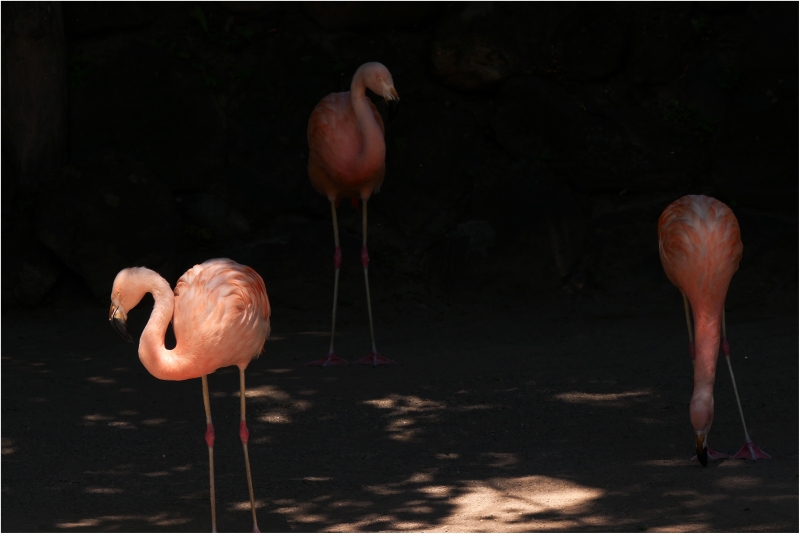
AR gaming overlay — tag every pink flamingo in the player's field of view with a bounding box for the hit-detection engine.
[109,258,270,532]
[658,195,770,466]
[305,61,399,367]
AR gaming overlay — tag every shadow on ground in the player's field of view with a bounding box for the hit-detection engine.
[2,262,797,533]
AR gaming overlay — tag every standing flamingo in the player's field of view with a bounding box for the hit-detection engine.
[658,195,770,466]
[109,258,270,532]
[305,61,399,367]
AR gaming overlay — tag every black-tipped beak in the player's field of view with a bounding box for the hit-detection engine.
[695,433,708,467]
[109,303,133,343]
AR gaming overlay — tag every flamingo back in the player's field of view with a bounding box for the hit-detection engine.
[172,258,271,374]
[307,92,385,198]
[658,195,742,312]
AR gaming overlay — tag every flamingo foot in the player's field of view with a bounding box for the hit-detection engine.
[253,525,261,533]
[733,441,771,461]
[691,447,730,463]
[353,350,398,366]
[305,352,349,367]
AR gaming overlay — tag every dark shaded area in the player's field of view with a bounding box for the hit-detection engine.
[2,1,797,308]
[2,1,798,532]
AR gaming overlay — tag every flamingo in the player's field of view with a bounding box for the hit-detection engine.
[658,195,771,466]
[108,258,270,532]
[305,61,399,367]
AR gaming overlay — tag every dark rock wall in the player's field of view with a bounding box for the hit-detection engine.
[2,2,797,308]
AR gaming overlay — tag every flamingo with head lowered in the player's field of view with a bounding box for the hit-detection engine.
[109,258,270,532]
[658,195,770,466]
[305,61,400,367]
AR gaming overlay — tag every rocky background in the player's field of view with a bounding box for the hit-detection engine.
[3,1,797,312]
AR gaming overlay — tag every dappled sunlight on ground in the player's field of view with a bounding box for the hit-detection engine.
[56,512,192,529]
[2,301,796,532]
[553,389,652,406]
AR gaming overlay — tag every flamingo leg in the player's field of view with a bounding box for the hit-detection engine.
[721,308,771,461]
[201,375,217,533]
[353,199,397,366]
[239,369,261,532]
[306,200,348,367]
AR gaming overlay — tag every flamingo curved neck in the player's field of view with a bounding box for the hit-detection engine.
[350,71,385,169]
[690,308,720,431]
[136,272,190,381]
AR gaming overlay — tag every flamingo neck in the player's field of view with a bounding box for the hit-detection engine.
[690,307,721,432]
[134,270,189,381]
[350,71,385,169]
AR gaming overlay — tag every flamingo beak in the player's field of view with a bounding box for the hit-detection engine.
[109,303,133,343]
[695,432,708,467]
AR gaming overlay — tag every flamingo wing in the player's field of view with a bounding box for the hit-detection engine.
[658,195,742,305]
[173,258,271,370]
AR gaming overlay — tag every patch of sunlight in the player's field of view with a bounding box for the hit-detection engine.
[363,394,446,442]
[57,518,101,528]
[553,389,652,406]
[87,376,116,385]
[649,523,711,532]
[259,410,292,424]
[246,385,291,400]
[83,413,114,421]
[2,437,16,455]
[57,513,191,529]
[298,476,333,482]
[420,485,452,497]
[435,452,460,460]
[143,471,171,477]
[438,476,604,532]
[84,486,123,494]
[108,421,137,429]
[363,394,445,412]
[229,498,266,511]
[141,418,168,426]
[172,464,193,472]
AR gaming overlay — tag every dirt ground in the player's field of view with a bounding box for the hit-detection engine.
[2,238,798,532]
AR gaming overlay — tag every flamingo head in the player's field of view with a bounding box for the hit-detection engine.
[690,389,714,467]
[108,269,140,343]
[359,62,400,106]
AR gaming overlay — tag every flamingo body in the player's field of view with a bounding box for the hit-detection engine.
[658,195,742,321]
[171,259,271,377]
[308,91,386,200]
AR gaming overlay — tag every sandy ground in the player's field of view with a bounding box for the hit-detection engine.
[2,258,797,534]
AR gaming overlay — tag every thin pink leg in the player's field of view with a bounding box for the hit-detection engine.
[239,369,260,532]
[722,310,770,461]
[306,201,348,367]
[201,375,218,532]
[352,199,398,367]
